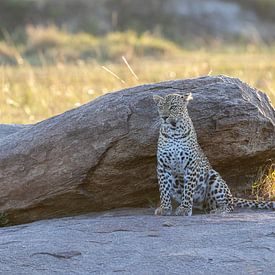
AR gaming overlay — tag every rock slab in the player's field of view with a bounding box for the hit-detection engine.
[0,75,274,225]
[0,209,275,274]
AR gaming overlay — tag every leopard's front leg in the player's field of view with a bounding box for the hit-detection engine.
[155,164,174,216]
[175,168,196,216]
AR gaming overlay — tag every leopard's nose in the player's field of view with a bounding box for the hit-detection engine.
[162,116,169,121]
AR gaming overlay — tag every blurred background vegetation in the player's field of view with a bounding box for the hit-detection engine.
[0,0,275,123]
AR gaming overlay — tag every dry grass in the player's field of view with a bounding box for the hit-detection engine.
[0,212,9,227]
[0,26,184,65]
[252,162,275,200]
[0,50,274,124]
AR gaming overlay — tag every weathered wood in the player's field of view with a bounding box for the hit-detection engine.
[0,75,274,225]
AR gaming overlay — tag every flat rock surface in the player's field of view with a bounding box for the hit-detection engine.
[0,209,275,274]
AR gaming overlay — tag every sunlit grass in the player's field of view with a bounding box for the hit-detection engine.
[0,50,274,124]
[252,162,275,201]
[1,26,184,65]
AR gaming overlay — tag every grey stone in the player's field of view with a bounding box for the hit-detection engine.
[0,124,30,139]
[0,209,275,274]
[0,75,274,225]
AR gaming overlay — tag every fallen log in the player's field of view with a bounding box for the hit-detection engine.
[0,75,274,225]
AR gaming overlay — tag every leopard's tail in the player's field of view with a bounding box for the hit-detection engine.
[233,197,275,210]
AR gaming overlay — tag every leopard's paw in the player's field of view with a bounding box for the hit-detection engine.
[210,207,230,215]
[175,206,192,216]
[154,206,172,216]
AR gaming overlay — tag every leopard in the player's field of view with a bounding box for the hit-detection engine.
[153,93,275,216]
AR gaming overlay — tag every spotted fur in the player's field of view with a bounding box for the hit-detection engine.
[153,93,275,216]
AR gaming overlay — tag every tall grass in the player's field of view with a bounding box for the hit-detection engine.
[252,162,275,200]
[0,27,274,124]
[0,26,184,65]
[1,50,274,124]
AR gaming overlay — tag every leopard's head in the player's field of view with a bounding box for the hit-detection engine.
[153,93,193,138]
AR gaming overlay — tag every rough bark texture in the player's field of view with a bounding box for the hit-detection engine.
[0,75,274,225]
[0,209,275,274]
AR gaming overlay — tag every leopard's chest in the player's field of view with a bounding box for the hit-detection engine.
[158,138,194,174]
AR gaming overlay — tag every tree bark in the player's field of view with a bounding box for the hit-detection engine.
[0,75,274,225]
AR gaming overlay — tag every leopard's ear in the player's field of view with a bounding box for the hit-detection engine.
[180,93,193,102]
[153,95,164,105]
